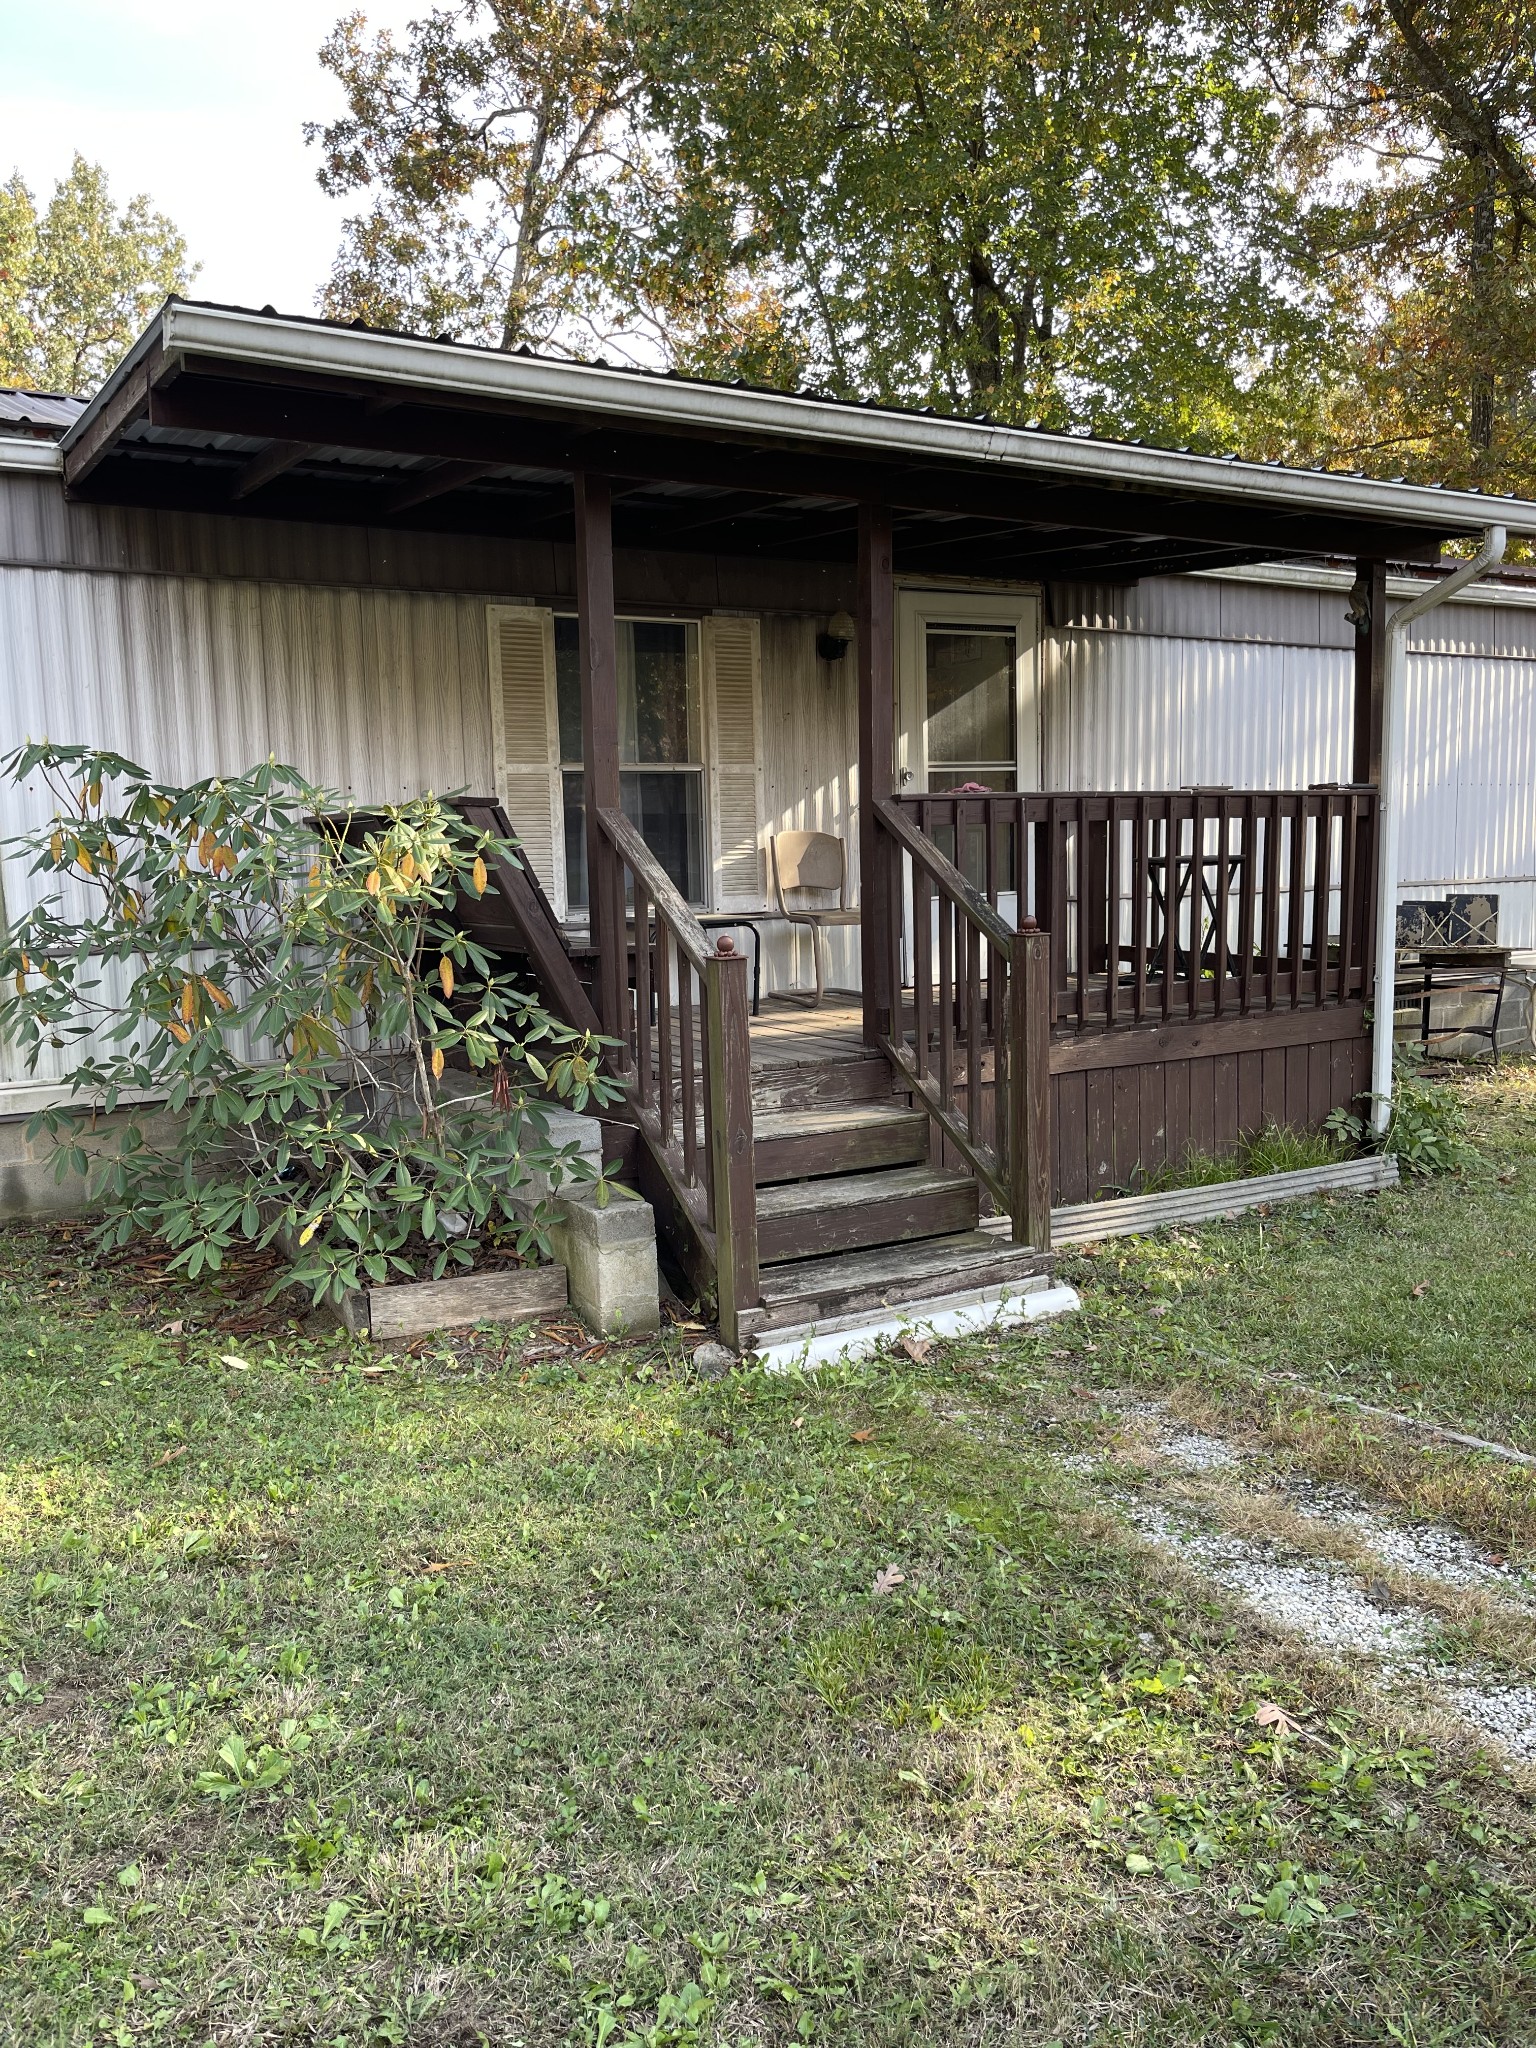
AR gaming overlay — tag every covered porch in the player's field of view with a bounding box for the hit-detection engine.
[60,300,1517,1343]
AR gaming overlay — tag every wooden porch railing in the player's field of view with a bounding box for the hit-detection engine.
[892,787,1378,1031]
[873,799,1052,1251]
[596,807,759,1345]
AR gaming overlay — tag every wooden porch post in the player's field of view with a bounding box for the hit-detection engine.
[575,474,625,1043]
[858,503,895,1048]
[1352,558,1387,786]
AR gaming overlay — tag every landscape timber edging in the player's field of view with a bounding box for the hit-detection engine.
[1049,1155,1401,1246]
[321,1262,570,1340]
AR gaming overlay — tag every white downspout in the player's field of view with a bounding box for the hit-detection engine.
[1370,524,1508,1132]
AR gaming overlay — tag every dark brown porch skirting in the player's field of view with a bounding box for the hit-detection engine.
[1050,1007,1371,1204]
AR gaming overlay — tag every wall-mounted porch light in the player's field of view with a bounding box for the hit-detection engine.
[816,610,856,662]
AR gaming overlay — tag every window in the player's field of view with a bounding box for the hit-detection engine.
[924,626,1019,793]
[555,615,706,909]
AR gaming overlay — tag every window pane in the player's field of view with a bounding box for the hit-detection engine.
[563,769,588,910]
[557,617,699,767]
[555,615,582,763]
[622,622,696,764]
[622,770,704,902]
[562,768,705,910]
[926,628,1015,767]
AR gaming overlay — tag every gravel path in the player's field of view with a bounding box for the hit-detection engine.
[1076,1397,1536,1764]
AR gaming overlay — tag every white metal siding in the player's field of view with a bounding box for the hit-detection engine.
[0,565,500,1088]
[1047,583,1536,948]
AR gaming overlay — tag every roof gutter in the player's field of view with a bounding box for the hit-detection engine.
[0,439,64,477]
[1369,524,1508,1134]
[62,302,1536,539]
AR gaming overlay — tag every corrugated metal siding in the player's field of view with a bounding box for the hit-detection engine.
[1050,579,1536,947]
[1046,626,1352,791]
[0,564,502,1087]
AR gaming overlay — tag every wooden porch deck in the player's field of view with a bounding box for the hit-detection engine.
[749,995,866,1073]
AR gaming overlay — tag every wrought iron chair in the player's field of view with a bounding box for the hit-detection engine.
[768,829,860,1008]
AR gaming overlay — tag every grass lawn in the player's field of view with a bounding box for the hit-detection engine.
[3,1069,1536,2047]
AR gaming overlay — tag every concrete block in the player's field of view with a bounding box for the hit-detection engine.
[549,1188,661,1337]
[0,1107,181,1220]
[520,1106,606,1202]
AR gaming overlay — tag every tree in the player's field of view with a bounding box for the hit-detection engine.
[1249,2,1536,491]
[0,156,192,395]
[639,0,1328,439]
[309,0,662,354]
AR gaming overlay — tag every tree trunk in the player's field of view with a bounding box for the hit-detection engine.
[1469,165,1497,454]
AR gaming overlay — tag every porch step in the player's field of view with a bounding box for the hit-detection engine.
[748,1230,1053,1336]
[752,1103,930,1185]
[749,1053,898,1116]
[755,1163,978,1265]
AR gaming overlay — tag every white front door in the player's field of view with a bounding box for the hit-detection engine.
[897,588,1041,803]
[896,590,1041,943]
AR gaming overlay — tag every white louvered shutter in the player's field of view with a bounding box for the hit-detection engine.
[704,613,764,909]
[487,605,564,916]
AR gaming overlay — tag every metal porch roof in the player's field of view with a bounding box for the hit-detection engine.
[54,299,1536,581]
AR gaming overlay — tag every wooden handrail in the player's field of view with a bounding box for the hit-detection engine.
[889,786,1379,1033]
[595,802,758,1343]
[874,797,1016,950]
[873,800,1051,1250]
[596,807,712,971]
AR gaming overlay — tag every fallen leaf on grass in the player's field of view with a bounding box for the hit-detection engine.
[157,1319,184,1338]
[898,1335,932,1363]
[872,1566,906,1597]
[1411,1283,1429,1299]
[1254,1700,1301,1736]
[849,1428,875,1444]
[151,1446,186,1468]
[425,1560,475,1573]
[791,1414,805,1430]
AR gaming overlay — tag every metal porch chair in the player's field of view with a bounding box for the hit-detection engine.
[769,829,860,1007]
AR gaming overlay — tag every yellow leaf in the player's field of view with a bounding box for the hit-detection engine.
[201,977,233,1012]
[399,850,417,882]
[75,844,93,875]
[88,780,101,808]
[180,980,196,1024]
[13,971,24,995]
[431,1047,445,1079]
[49,830,63,864]
[471,855,488,896]
[20,953,29,973]
[307,861,321,889]
[122,892,139,923]
[166,1018,190,1045]
[439,956,454,999]
[198,830,216,867]
[366,870,381,897]
[298,1220,317,1246]
[360,967,374,1003]
[212,846,233,877]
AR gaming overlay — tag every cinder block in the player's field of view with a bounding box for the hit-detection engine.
[549,1189,661,1337]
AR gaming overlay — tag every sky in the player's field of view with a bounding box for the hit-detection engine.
[0,0,420,314]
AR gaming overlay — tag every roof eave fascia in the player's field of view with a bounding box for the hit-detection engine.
[63,301,1536,539]
[58,303,173,457]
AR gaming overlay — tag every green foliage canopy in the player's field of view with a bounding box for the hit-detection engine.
[0,156,192,396]
[646,0,1327,439]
